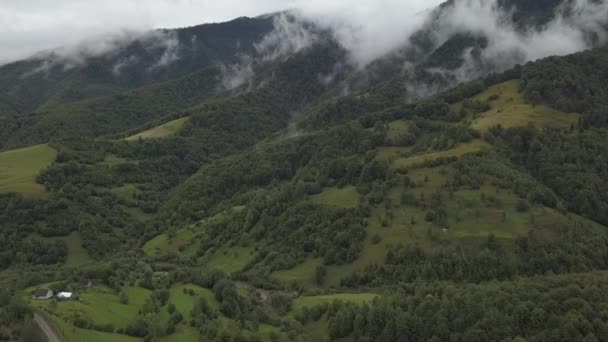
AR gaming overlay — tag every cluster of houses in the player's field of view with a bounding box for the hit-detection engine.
[32,278,93,301]
[32,289,73,301]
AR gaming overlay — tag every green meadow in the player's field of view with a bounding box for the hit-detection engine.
[312,185,360,208]
[0,144,57,198]
[468,80,578,132]
[205,246,255,274]
[57,232,94,267]
[392,140,489,169]
[292,293,379,312]
[386,119,409,140]
[169,284,218,318]
[126,117,190,141]
[31,286,150,330]
[143,229,197,257]
[111,184,140,200]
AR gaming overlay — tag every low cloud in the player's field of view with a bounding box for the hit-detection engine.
[291,0,441,67]
[23,29,181,77]
[220,13,318,90]
[7,0,608,92]
[432,0,608,76]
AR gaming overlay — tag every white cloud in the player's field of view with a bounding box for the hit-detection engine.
[0,0,298,64]
[430,0,608,77]
[291,0,442,67]
[2,0,607,74]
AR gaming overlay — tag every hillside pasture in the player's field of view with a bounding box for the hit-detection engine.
[292,293,379,312]
[392,140,488,169]
[312,186,360,209]
[126,117,189,141]
[31,286,150,330]
[272,258,322,286]
[143,228,198,257]
[205,246,255,274]
[386,119,409,140]
[468,80,578,132]
[169,284,218,319]
[0,144,56,198]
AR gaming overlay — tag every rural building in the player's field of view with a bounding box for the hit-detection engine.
[78,278,93,289]
[57,292,73,300]
[32,289,53,300]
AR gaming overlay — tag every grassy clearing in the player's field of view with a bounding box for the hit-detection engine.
[162,327,199,342]
[392,140,488,169]
[169,284,218,319]
[120,205,154,222]
[205,246,255,274]
[126,117,189,141]
[376,146,413,162]
[143,234,169,256]
[469,80,578,132]
[0,144,56,198]
[312,186,360,209]
[293,293,379,312]
[143,228,198,257]
[60,232,93,267]
[123,287,152,307]
[386,119,409,140]
[257,324,286,340]
[325,166,583,285]
[111,184,140,200]
[48,315,141,342]
[103,154,127,166]
[272,258,322,286]
[144,208,246,257]
[31,287,149,330]
[36,232,93,267]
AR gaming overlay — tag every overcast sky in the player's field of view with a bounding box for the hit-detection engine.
[0,0,301,64]
[0,0,444,65]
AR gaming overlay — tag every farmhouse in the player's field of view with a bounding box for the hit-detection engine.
[32,289,53,300]
[57,292,73,300]
[78,278,93,289]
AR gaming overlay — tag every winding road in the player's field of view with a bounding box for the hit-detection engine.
[33,313,61,342]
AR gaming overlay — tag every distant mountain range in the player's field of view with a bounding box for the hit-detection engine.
[2,1,608,341]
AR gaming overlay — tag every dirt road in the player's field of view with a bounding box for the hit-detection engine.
[33,313,61,342]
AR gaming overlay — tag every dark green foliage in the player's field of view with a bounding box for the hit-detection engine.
[494,126,608,225]
[521,46,608,114]
[3,6,608,341]
[322,271,608,341]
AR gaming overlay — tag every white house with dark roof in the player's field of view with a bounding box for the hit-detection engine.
[57,292,73,300]
[32,288,53,300]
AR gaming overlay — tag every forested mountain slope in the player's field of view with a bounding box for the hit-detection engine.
[1,0,608,341]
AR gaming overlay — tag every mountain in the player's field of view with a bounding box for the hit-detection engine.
[1,0,608,341]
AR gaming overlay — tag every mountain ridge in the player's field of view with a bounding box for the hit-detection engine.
[2,1,608,341]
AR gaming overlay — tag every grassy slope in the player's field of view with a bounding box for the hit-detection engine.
[272,80,587,287]
[467,80,578,132]
[169,284,219,318]
[32,232,94,267]
[312,186,360,209]
[392,140,489,169]
[111,184,141,200]
[292,293,379,312]
[0,144,56,198]
[205,246,255,274]
[48,314,141,342]
[54,232,94,267]
[386,119,409,140]
[126,117,190,141]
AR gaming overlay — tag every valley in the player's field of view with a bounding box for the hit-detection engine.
[1,1,608,341]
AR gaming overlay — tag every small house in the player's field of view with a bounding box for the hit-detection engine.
[57,292,73,300]
[78,278,93,289]
[33,289,53,300]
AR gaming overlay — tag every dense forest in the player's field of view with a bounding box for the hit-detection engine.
[2,0,608,341]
